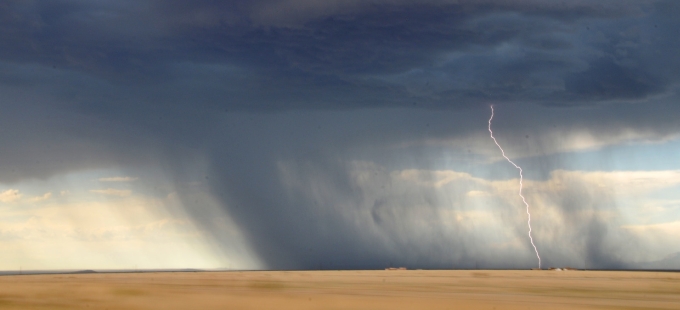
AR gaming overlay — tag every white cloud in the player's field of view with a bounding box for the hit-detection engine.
[641,199,680,213]
[27,192,52,203]
[392,169,477,188]
[90,188,132,197]
[466,190,489,197]
[538,170,680,196]
[0,167,262,270]
[98,176,138,182]
[0,189,22,203]
[622,221,680,235]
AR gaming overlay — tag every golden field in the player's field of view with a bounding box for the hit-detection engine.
[0,269,678,309]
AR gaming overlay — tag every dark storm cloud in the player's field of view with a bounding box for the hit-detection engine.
[1,0,679,269]
[1,0,676,110]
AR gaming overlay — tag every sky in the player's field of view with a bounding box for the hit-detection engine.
[1,0,679,270]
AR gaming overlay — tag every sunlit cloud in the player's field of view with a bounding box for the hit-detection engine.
[392,169,477,188]
[466,190,490,197]
[0,190,55,204]
[0,189,22,203]
[0,167,263,270]
[531,170,680,197]
[622,221,680,235]
[26,192,52,203]
[90,188,132,197]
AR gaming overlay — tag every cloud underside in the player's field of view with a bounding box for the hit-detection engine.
[0,0,678,112]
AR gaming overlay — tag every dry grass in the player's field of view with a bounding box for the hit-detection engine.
[0,270,678,309]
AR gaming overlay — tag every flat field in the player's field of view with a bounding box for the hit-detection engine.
[0,270,678,309]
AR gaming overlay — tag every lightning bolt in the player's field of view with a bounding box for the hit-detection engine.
[488,105,541,269]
